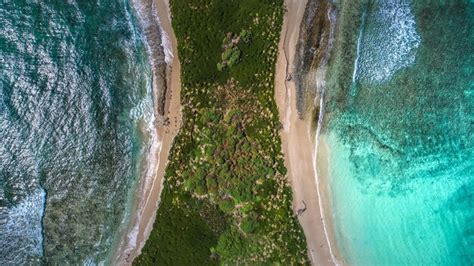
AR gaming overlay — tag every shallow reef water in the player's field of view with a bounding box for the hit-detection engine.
[324,0,473,264]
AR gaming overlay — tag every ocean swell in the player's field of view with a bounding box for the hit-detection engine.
[0,188,46,264]
[1,0,157,263]
[353,0,420,84]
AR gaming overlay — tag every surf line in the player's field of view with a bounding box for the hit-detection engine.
[350,6,367,97]
[311,6,340,266]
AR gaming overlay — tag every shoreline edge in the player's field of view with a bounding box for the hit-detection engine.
[113,0,182,264]
[274,0,341,265]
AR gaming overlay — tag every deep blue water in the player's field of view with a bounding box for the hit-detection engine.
[324,0,473,265]
[1,0,154,263]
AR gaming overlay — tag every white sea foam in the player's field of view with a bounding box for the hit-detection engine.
[354,0,420,84]
[115,2,168,258]
[115,123,163,264]
[132,0,169,68]
[311,6,340,266]
[352,11,366,85]
[151,1,173,64]
[161,29,173,64]
[119,61,162,258]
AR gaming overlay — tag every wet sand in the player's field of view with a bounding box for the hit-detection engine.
[274,0,341,265]
[113,0,182,264]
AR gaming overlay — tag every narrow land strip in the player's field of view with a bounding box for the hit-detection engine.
[134,0,308,264]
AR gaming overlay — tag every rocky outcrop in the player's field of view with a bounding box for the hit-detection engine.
[294,0,334,120]
[132,0,168,120]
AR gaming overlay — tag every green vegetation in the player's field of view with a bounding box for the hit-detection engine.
[217,30,251,71]
[134,0,307,265]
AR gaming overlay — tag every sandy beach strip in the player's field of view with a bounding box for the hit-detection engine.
[113,0,182,264]
[274,0,341,265]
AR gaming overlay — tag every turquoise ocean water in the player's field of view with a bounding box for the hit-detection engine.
[1,0,155,264]
[324,0,473,265]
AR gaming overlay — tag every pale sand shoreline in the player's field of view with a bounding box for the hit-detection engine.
[275,0,341,265]
[114,0,340,264]
[113,0,182,264]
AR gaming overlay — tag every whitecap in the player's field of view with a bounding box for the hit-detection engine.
[354,0,421,84]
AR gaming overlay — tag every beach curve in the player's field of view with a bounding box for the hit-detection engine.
[112,0,182,264]
[274,0,341,265]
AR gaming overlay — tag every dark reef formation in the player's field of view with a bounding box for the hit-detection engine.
[294,0,334,120]
[133,0,168,119]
